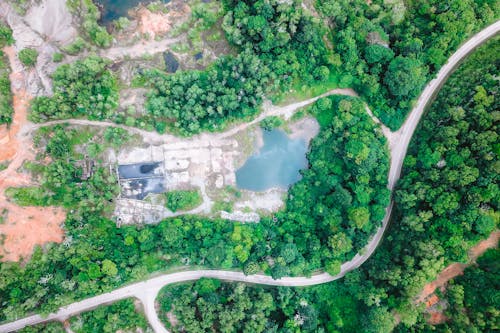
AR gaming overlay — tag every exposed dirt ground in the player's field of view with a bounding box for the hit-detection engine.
[417,231,500,324]
[135,3,190,38]
[0,201,65,262]
[0,47,65,263]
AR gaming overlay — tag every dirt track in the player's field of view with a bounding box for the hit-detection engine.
[418,231,500,304]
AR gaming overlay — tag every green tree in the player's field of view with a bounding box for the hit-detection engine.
[101,260,118,277]
[384,56,426,99]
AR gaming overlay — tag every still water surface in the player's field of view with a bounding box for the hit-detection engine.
[236,129,308,192]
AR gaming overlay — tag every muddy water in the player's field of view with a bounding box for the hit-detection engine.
[118,162,162,179]
[236,129,308,192]
[118,162,165,200]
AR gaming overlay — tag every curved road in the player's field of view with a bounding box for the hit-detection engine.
[1,20,499,333]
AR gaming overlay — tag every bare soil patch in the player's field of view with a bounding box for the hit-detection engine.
[0,47,66,263]
[0,203,65,262]
[0,47,31,165]
[427,311,447,325]
[135,2,191,39]
[288,116,320,144]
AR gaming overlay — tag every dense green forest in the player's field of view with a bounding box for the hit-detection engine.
[30,57,119,122]
[144,0,498,133]
[143,0,332,135]
[0,23,13,125]
[147,34,499,333]
[69,298,150,333]
[158,279,321,332]
[155,36,500,333]
[317,0,498,129]
[1,0,499,331]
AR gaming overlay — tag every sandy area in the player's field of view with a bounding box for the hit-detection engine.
[288,117,320,144]
[234,189,285,212]
[427,311,447,325]
[135,2,191,38]
[0,47,65,263]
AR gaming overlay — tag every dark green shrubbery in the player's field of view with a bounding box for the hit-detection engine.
[0,23,14,47]
[260,116,283,131]
[18,48,38,67]
[69,299,150,333]
[165,190,203,212]
[30,56,119,122]
[0,50,13,124]
[317,0,498,129]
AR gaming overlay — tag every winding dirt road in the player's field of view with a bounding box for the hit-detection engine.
[1,20,499,333]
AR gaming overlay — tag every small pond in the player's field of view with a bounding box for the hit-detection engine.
[94,0,170,26]
[236,129,308,192]
[164,51,179,73]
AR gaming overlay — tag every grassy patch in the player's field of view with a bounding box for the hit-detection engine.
[165,190,202,212]
[212,200,233,213]
[272,71,342,105]
[5,187,49,206]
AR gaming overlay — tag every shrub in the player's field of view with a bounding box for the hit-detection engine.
[0,23,14,47]
[260,116,283,131]
[18,48,38,67]
[52,53,64,63]
[165,190,202,212]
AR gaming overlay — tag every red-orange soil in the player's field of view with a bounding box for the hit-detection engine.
[418,231,500,303]
[0,46,65,262]
[417,231,500,324]
[135,2,190,38]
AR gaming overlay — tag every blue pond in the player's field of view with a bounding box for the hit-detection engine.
[236,129,308,192]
